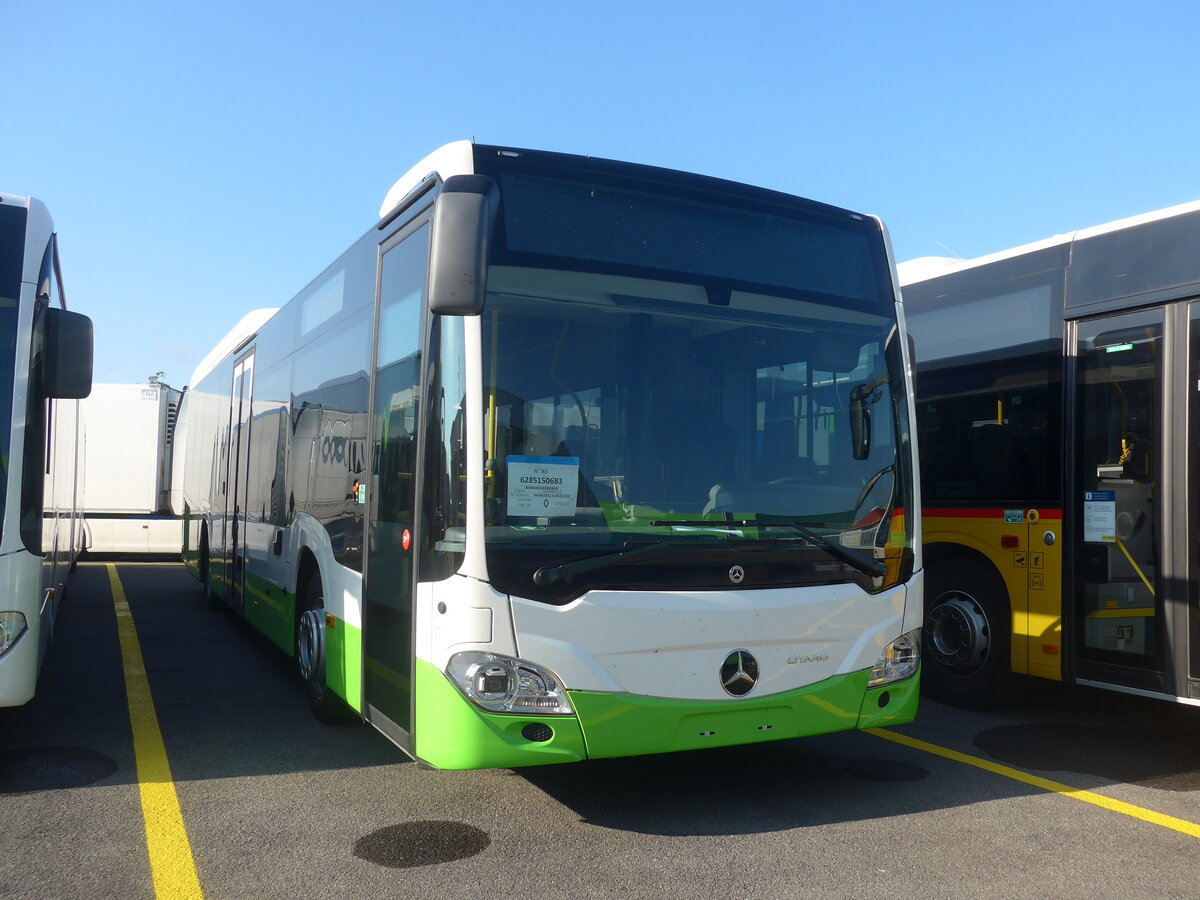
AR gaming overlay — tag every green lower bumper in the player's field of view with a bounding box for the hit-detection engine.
[414,658,588,769]
[414,659,919,771]
[573,665,919,758]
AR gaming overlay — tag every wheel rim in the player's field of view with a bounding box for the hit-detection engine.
[926,591,991,675]
[298,607,325,684]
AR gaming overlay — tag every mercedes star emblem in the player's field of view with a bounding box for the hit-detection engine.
[720,649,759,696]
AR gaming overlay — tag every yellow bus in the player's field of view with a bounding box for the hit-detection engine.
[901,200,1200,708]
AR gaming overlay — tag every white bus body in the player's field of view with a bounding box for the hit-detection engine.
[182,144,922,768]
[0,194,93,706]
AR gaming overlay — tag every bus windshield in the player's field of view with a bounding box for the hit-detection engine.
[480,267,911,603]
[0,204,26,542]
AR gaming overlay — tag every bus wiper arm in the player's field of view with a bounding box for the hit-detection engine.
[532,541,680,586]
[782,522,888,578]
[650,519,887,578]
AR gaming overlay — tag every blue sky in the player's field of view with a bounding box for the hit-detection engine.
[4,1,1198,388]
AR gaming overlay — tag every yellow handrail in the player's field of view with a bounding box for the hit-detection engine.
[1115,536,1155,598]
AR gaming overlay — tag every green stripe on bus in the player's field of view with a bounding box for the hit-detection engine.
[414,658,587,770]
[571,668,918,759]
[412,658,918,770]
[326,618,362,713]
[243,574,294,654]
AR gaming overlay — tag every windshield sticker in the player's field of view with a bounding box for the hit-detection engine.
[1083,491,1116,543]
[507,456,580,517]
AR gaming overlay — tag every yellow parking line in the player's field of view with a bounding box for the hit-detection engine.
[81,561,180,567]
[108,564,204,898]
[867,727,1200,839]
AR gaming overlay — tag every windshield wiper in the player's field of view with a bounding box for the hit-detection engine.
[532,540,707,586]
[650,520,887,578]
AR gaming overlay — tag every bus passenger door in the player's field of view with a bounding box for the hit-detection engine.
[225,352,254,613]
[1071,308,1172,695]
[1186,303,1200,703]
[363,224,429,749]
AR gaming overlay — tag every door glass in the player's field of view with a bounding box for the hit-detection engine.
[1190,305,1200,683]
[1075,310,1163,669]
[364,226,429,733]
[219,363,244,598]
[229,355,254,609]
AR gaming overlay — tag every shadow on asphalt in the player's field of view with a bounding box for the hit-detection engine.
[966,679,1200,791]
[5,561,1200,835]
[0,561,403,791]
[522,684,1200,835]
[519,734,949,835]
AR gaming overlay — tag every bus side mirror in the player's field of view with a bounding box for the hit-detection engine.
[849,387,871,461]
[428,175,498,317]
[849,370,889,461]
[44,308,93,399]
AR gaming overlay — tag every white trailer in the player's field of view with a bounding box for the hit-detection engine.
[74,383,182,553]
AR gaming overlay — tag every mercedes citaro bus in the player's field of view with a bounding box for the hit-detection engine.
[180,142,922,768]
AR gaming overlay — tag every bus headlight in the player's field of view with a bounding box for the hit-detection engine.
[446,651,574,716]
[868,629,920,687]
[0,611,28,659]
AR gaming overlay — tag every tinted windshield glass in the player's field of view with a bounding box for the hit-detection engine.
[480,267,911,603]
[0,204,25,540]
[499,172,888,307]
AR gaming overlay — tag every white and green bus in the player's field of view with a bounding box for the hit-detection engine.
[180,142,922,769]
[0,194,93,707]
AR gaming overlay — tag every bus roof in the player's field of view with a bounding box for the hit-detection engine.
[898,198,1200,286]
[378,141,882,231]
[0,194,54,287]
[378,141,475,220]
[189,307,278,388]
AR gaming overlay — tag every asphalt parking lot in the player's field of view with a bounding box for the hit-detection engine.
[3,561,1200,900]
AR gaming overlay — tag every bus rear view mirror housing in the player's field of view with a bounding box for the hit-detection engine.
[811,336,862,373]
[849,371,888,461]
[43,307,93,399]
[849,388,871,460]
[428,175,499,317]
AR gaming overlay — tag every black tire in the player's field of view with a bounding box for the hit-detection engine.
[922,557,1017,709]
[296,577,352,724]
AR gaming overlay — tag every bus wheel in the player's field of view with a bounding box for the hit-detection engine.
[922,559,1015,709]
[296,578,350,724]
